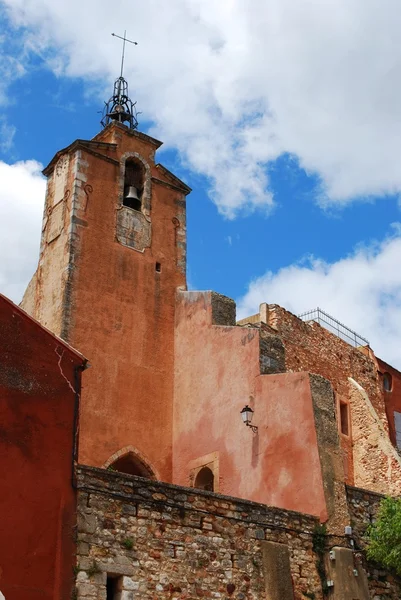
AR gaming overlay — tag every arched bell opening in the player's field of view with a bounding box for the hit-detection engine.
[123,159,145,211]
[194,466,214,492]
[108,451,155,479]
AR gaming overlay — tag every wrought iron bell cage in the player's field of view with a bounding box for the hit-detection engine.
[101,76,139,130]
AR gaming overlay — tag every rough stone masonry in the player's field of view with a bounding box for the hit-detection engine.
[75,466,401,600]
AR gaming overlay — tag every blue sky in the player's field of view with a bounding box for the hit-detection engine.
[1,0,401,366]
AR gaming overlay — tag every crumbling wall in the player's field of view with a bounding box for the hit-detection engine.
[348,378,401,495]
[376,357,401,449]
[265,305,389,489]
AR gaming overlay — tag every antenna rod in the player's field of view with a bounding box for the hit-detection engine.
[111,31,138,79]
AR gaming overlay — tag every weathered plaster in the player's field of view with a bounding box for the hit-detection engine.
[173,290,327,519]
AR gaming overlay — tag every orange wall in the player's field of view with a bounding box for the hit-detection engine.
[173,291,328,520]
[63,128,186,480]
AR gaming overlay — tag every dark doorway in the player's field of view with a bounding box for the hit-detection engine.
[194,466,214,491]
[110,453,154,478]
[106,575,121,600]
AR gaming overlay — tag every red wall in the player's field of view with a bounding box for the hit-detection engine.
[173,291,328,521]
[0,296,86,600]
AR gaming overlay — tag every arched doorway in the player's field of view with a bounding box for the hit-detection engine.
[104,446,157,479]
[194,466,214,491]
[110,453,153,478]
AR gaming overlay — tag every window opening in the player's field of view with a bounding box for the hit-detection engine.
[109,453,153,478]
[123,159,144,211]
[194,466,214,491]
[155,262,161,273]
[383,372,393,392]
[106,575,122,600]
[340,402,349,436]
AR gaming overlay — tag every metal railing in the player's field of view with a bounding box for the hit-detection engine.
[298,307,369,348]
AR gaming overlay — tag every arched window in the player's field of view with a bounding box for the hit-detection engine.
[383,372,393,392]
[194,466,214,491]
[109,452,153,478]
[123,159,144,211]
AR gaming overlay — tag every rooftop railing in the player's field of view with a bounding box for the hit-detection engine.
[298,307,369,348]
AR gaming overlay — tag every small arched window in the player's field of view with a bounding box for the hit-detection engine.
[383,372,393,392]
[109,453,153,478]
[194,466,214,492]
[123,159,144,211]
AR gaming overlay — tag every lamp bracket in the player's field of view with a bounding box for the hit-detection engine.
[246,423,258,433]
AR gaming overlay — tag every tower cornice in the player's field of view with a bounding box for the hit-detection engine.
[42,140,118,176]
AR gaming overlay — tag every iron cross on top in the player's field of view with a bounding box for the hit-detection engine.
[112,31,138,78]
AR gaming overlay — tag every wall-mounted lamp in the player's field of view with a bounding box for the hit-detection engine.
[240,405,258,433]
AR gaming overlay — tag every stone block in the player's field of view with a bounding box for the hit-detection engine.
[261,541,294,600]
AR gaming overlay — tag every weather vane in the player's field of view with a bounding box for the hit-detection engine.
[101,31,139,131]
[112,30,138,79]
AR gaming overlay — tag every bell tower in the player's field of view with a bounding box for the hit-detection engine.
[21,72,190,481]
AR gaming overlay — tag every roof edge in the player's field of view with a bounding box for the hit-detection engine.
[0,294,88,366]
[155,163,191,195]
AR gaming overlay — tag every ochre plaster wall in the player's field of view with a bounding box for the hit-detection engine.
[25,123,188,482]
[173,291,327,521]
[71,134,186,480]
[0,295,86,600]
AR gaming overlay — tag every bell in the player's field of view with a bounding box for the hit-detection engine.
[124,186,140,201]
[106,103,131,124]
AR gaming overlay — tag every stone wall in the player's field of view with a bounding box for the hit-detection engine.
[265,305,384,423]
[348,379,401,495]
[346,485,401,599]
[76,466,323,600]
[75,467,401,600]
[346,485,384,546]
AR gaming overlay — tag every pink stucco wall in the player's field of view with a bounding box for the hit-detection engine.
[173,291,328,521]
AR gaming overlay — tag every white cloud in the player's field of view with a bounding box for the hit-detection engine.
[0,160,45,302]
[236,228,401,367]
[2,0,401,215]
[0,117,16,152]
